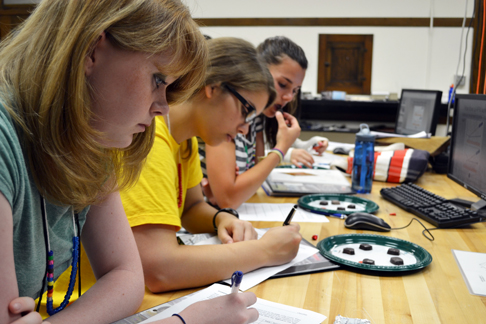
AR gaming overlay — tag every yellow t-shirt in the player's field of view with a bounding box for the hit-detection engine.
[39,116,203,317]
[122,116,203,229]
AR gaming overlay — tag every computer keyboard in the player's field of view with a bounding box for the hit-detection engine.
[380,183,483,228]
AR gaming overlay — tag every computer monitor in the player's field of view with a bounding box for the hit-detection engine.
[395,89,442,136]
[448,94,486,212]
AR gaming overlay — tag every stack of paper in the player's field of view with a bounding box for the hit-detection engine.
[452,249,486,297]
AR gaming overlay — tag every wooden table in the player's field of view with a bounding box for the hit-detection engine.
[137,172,486,323]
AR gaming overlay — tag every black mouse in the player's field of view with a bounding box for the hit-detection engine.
[344,213,391,232]
[333,147,350,155]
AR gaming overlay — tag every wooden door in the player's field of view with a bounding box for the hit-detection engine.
[318,34,373,95]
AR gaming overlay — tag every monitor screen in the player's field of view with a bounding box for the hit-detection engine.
[448,94,486,201]
[395,89,442,135]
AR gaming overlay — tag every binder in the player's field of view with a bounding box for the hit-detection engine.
[262,168,353,197]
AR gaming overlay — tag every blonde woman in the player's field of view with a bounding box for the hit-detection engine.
[117,37,302,293]
[0,1,259,324]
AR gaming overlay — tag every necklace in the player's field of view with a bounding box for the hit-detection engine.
[39,196,80,315]
[166,114,183,208]
[244,143,250,171]
[177,149,182,208]
[240,133,253,171]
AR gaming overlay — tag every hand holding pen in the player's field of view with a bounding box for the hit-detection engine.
[230,271,243,294]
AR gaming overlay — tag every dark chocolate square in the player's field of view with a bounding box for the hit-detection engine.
[390,257,404,265]
[387,248,400,255]
[359,244,372,251]
[343,247,355,255]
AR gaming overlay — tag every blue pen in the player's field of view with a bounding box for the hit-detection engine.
[299,205,347,219]
[324,212,347,219]
[230,271,243,294]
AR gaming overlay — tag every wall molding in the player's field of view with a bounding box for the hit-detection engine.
[0,7,473,28]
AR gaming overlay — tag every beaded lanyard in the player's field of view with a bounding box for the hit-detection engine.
[39,196,81,315]
[177,150,182,208]
[166,114,183,208]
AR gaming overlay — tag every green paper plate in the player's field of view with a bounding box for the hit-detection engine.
[317,234,432,272]
[298,193,379,215]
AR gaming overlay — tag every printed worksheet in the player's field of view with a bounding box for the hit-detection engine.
[237,203,329,223]
[195,228,319,290]
[140,283,326,324]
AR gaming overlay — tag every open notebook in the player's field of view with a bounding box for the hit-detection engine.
[262,168,353,197]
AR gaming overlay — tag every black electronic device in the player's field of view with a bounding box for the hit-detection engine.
[395,89,442,136]
[380,183,481,227]
[381,94,486,228]
[344,213,391,232]
[448,94,486,213]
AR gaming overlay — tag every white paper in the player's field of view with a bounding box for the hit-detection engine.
[309,152,348,168]
[195,228,320,291]
[237,203,329,223]
[369,130,430,139]
[140,283,326,324]
[452,249,486,297]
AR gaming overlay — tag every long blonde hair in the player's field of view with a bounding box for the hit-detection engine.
[0,0,207,211]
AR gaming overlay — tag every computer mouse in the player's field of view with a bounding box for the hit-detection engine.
[344,213,391,232]
[333,147,350,155]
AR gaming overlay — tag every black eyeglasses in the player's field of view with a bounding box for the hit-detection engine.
[223,83,257,123]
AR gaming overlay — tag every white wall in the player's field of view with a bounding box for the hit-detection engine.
[7,0,474,99]
[187,0,473,18]
[197,25,473,100]
[184,0,474,100]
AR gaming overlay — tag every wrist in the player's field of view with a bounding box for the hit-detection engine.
[268,148,283,164]
[212,208,239,232]
[172,314,186,324]
[273,144,289,157]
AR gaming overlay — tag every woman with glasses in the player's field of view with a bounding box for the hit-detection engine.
[63,37,301,294]
[201,36,327,209]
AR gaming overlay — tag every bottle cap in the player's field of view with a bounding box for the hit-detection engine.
[356,124,375,142]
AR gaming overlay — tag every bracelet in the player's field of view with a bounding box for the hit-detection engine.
[269,148,284,164]
[212,208,239,232]
[172,314,186,324]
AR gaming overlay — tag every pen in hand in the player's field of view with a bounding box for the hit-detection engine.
[230,271,243,294]
[283,204,297,226]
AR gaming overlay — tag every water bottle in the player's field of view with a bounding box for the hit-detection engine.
[448,84,455,104]
[352,124,375,193]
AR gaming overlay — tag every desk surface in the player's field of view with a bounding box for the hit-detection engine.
[137,173,486,324]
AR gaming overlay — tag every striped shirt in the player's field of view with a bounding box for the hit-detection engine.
[199,115,264,177]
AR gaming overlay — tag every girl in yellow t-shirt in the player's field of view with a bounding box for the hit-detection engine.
[122,37,303,292]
